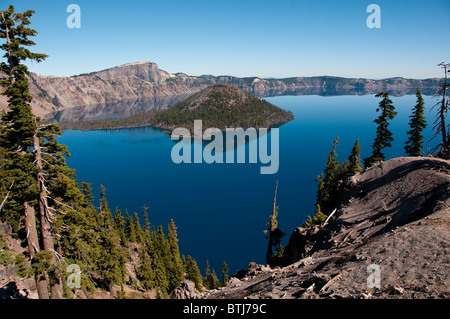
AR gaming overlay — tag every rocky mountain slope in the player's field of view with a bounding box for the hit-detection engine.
[2,156,448,299]
[0,226,156,299]
[0,61,439,123]
[202,156,450,299]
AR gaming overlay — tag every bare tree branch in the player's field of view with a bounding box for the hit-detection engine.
[0,180,14,212]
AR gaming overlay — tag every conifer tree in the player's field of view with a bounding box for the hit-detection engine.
[264,180,285,266]
[95,229,127,291]
[0,5,57,299]
[136,245,155,290]
[92,187,128,291]
[348,139,363,174]
[184,255,203,291]
[365,92,397,167]
[0,228,12,265]
[114,208,127,245]
[203,260,213,289]
[405,88,427,156]
[133,211,144,244]
[125,210,136,242]
[313,136,345,216]
[151,244,169,295]
[321,137,340,208]
[80,182,94,206]
[167,219,184,291]
[307,137,353,227]
[203,260,220,290]
[99,185,114,228]
[303,204,328,227]
[142,206,151,243]
[324,137,339,183]
[314,173,325,214]
[209,269,220,289]
[220,260,229,287]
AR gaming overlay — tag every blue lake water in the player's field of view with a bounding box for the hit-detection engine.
[58,94,438,275]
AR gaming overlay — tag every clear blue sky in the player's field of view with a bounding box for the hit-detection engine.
[3,0,450,79]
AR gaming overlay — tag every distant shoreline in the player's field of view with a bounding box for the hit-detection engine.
[59,84,295,133]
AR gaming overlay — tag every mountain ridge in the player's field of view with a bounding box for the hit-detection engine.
[0,61,441,123]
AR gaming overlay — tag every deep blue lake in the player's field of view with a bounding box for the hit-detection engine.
[58,94,437,275]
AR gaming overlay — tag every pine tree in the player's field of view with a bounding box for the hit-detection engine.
[0,5,53,299]
[167,219,184,291]
[203,260,219,289]
[99,185,114,228]
[209,269,220,289]
[184,255,203,291]
[80,182,94,207]
[320,137,340,210]
[93,188,128,291]
[220,260,229,287]
[125,210,136,242]
[303,204,328,227]
[315,173,325,212]
[365,92,397,168]
[264,180,285,266]
[133,211,144,244]
[203,260,211,289]
[114,208,127,245]
[405,88,427,156]
[142,206,151,244]
[348,139,363,174]
[136,245,155,290]
[14,253,31,278]
[151,246,169,295]
[95,230,127,291]
[307,137,353,227]
[314,136,345,216]
[324,137,339,185]
[0,228,12,265]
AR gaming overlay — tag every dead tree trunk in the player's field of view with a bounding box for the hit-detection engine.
[24,201,50,299]
[432,62,450,159]
[33,129,64,299]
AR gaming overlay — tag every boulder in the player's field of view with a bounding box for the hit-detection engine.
[171,279,201,299]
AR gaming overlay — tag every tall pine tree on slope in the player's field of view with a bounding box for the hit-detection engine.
[365,91,397,168]
[167,219,184,291]
[184,255,203,291]
[405,88,427,156]
[348,139,363,174]
[0,5,52,299]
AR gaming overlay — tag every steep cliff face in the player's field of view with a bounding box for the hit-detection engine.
[1,61,439,122]
[204,157,450,299]
[27,62,199,118]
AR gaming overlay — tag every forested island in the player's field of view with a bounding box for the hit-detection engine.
[58,84,294,133]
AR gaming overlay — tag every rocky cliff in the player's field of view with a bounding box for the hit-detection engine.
[203,157,450,299]
[0,61,439,123]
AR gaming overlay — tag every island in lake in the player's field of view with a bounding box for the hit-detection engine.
[59,84,294,132]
